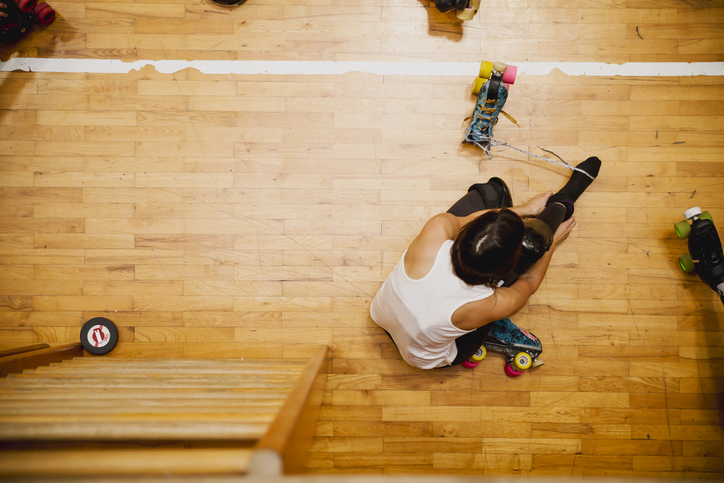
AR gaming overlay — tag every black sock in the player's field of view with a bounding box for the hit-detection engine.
[547,156,602,219]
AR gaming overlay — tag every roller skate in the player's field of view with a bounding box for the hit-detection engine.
[1,0,33,43]
[675,207,724,305]
[1,0,55,43]
[463,61,518,158]
[433,0,481,21]
[461,318,543,377]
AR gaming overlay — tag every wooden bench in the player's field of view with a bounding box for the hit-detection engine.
[0,344,328,478]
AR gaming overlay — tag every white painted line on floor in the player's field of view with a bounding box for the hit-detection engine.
[1,58,724,76]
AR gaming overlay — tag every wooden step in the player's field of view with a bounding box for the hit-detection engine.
[0,388,291,399]
[1,405,281,415]
[59,358,307,366]
[0,344,83,378]
[29,366,306,375]
[0,399,285,409]
[0,344,50,359]
[0,420,269,442]
[0,377,299,388]
[0,449,251,477]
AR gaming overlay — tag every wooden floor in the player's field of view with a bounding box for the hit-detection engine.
[1,0,723,477]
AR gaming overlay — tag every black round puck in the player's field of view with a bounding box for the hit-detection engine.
[80,317,118,355]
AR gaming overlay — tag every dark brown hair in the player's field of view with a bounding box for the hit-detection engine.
[450,209,525,286]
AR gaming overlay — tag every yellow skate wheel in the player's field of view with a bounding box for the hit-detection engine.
[513,352,532,371]
[472,77,485,95]
[456,7,476,20]
[470,346,487,362]
[469,0,481,8]
[479,61,493,79]
[531,359,545,368]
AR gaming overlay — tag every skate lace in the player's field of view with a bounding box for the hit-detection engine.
[463,84,593,179]
[464,102,593,179]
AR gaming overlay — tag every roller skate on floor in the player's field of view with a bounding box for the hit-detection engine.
[462,318,543,377]
[675,207,724,305]
[1,0,55,43]
[463,61,518,158]
[434,0,481,21]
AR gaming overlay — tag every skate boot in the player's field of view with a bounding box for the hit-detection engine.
[675,207,724,305]
[461,318,543,376]
[434,0,480,20]
[463,61,518,158]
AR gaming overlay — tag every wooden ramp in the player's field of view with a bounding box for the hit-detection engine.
[0,345,328,477]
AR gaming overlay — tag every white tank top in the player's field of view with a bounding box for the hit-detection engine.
[370,239,495,369]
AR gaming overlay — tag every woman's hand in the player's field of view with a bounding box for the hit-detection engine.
[0,3,8,18]
[514,191,552,218]
[552,217,576,250]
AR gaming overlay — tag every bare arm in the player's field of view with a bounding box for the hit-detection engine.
[405,191,554,282]
[453,216,576,330]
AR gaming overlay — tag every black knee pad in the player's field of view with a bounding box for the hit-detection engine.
[434,0,467,12]
[515,218,553,273]
[468,177,512,209]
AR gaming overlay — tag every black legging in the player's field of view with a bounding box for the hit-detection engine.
[445,187,566,365]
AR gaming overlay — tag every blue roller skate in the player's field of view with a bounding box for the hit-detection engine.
[461,318,543,377]
[463,61,518,158]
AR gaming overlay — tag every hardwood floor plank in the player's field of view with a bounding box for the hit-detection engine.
[0,0,722,475]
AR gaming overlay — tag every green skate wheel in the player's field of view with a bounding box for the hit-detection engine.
[513,352,532,371]
[479,61,493,79]
[456,7,476,20]
[472,77,485,95]
[470,346,486,362]
[674,220,690,239]
[679,253,695,273]
[699,211,712,222]
[469,0,481,7]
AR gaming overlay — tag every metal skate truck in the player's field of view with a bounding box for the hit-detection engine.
[463,61,518,158]
[675,207,724,305]
[461,318,543,377]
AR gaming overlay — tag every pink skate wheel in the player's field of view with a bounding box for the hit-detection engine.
[14,0,37,12]
[501,65,517,85]
[33,2,55,24]
[504,363,523,377]
[461,360,479,369]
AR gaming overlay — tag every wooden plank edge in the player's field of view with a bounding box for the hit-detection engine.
[0,344,50,359]
[0,344,83,378]
[248,345,329,476]
[0,448,251,477]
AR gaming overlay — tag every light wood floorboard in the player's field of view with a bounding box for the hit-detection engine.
[1,0,723,477]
